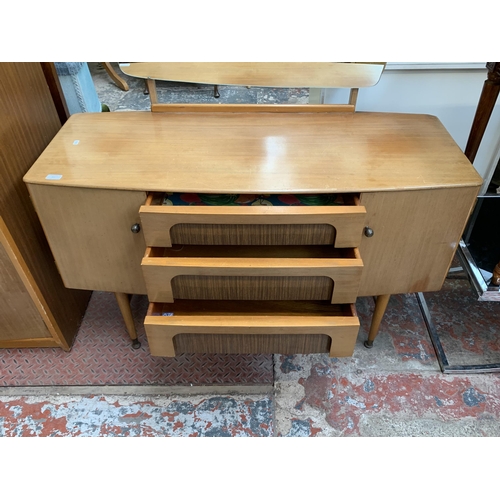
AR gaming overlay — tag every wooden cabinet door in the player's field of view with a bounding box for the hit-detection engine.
[358,186,479,297]
[28,185,148,295]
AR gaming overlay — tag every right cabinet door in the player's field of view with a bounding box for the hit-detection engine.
[358,186,479,297]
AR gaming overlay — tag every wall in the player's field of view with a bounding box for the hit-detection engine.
[323,64,500,194]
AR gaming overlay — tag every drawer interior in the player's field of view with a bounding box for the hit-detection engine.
[145,244,359,259]
[149,192,356,207]
[148,299,356,317]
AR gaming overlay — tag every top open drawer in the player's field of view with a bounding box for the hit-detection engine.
[139,192,366,248]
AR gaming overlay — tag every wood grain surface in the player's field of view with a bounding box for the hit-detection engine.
[140,202,366,248]
[24,111,482,193]
[120,62,385,88]
[0,63,90,348]
[145,300,359,357]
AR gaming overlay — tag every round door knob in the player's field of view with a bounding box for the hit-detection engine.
[131,223,141,234]
[364,227,374,237]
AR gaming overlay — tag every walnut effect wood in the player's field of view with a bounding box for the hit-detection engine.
[175,334,332,355]
[169,223,337,246]
[0,63,90,349]
[27,185,148,295]
[145,300,359,357]
[171,276,333,301]
[141,246,363,304]
[24,112,481,194]
[120,62,385,89]
[139,200,366,248]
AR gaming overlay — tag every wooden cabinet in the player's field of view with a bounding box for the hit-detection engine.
[0,63,90,349]
[23,111,482,355]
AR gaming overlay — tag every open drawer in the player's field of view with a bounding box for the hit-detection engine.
[142,245,363,304]
[144,300,360,357]
[139,192,366,248]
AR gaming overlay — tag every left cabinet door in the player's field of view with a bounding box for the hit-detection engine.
[27,185,148,296]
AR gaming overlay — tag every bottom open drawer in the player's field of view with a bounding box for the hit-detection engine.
[144,300,360,357]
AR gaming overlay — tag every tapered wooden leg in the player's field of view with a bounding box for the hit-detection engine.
[114,292,141,349]
[364,294,391,348]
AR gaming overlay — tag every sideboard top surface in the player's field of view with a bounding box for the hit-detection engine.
[24,111,482,194]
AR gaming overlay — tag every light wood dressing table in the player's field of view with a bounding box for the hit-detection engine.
[23,63,482,357]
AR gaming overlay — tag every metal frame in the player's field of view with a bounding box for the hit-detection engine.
[419,196,500,373]
[458,194,500,302]
[457,240,500,302]
[417,291,500,374]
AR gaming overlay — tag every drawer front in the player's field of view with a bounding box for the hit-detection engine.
[139,193,366,248]
[141,247,363,304]
[144,301,360,357]
[170,275,333,301]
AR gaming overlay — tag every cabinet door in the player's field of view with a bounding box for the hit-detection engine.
[358,186,479,297]
[27,185,148,295]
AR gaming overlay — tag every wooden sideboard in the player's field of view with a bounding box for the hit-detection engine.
[23,110,482,356]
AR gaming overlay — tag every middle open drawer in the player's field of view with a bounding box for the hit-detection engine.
[142,245,363,304]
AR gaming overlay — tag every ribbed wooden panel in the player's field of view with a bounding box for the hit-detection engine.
[174,333,331,354]
[171,276,333,300]
[170,223,335,245]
